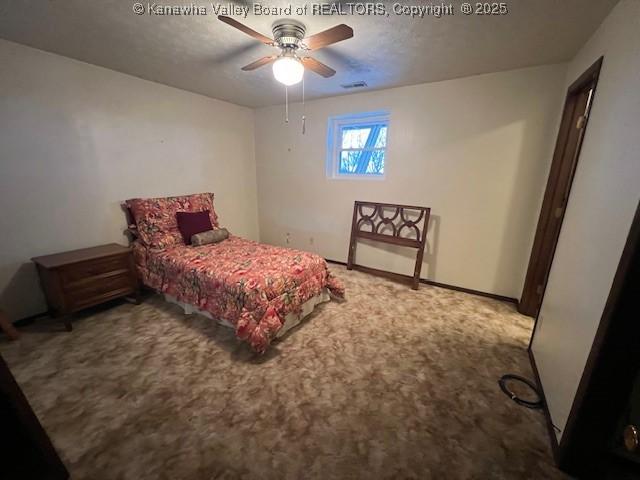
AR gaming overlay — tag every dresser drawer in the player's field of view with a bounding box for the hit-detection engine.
[66,273,135,310]
[32,244,140,330]
[60,254,130,285]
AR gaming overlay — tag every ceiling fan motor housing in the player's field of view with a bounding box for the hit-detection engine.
[272,20,306,49]
[218,15,347,78]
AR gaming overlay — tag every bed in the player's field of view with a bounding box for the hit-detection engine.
[125,193,344,353]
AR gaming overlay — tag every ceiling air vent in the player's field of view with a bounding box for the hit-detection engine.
[341,81,368,90]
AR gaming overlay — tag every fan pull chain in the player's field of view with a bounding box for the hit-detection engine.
[285,86,289,124]
[302,73,306,135]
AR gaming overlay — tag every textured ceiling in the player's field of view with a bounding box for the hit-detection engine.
[0,0,618,107]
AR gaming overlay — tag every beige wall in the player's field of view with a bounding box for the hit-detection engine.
[0,39,258,320]
[531,0,640,441]
[254,64,566,298]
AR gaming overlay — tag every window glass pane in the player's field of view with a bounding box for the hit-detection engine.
[366,149,385,174]
[339,150,360,173]
[374,126,387,148]
[339,149,385,175]
[341,127,371,149]
[340,124,387,150]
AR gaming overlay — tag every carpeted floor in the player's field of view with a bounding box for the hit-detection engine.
[1,265,567,480]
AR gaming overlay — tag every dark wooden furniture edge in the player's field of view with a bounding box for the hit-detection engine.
[0,353,70,479]
[347,201,430,290]
[351,200,428,210]
[326,259,518,304]
[121,202,140,244]
[31,243,132,269]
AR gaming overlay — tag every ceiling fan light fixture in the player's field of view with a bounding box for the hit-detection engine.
[272,56,304,86]
[218,16,351,83]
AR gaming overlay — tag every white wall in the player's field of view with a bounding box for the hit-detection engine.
[254,64,566,298]
[531,0,640,440]
[0,39,259,320]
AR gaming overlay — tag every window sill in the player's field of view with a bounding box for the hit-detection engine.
[327,174,386,181]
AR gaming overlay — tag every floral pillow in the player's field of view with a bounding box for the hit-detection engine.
[125,193,219,249]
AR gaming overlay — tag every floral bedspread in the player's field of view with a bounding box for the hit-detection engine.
[133,236,344,353]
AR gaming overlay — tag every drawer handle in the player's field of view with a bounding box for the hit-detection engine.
[624,425,639,452]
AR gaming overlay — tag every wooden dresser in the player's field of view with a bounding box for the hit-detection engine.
[32,244,140,331]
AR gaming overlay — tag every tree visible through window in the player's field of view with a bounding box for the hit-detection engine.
[327,112,389,178]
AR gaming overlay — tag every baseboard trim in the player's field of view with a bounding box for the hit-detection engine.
[10,286,157,328]
[528,347,561,465]
[12,311,49,327]
[325,259,518,304]
[13,263,517,325]
[420,278,517,304]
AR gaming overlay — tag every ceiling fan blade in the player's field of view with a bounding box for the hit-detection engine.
[218,16,274,45]
[241,56,277,71]
[301,57,336,78]
[303,24,353,50]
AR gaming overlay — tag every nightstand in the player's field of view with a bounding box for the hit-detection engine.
[32,243,140,331]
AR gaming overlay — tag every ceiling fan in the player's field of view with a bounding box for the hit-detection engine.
[218,16,354,86]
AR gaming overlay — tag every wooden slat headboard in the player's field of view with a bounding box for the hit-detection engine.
[346,201,431,289]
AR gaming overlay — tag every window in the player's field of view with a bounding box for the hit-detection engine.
[326,111,389,179]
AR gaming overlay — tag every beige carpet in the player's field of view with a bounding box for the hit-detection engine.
[1,265,566,479]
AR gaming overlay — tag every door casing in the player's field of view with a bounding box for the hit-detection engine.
[519,57,604,318]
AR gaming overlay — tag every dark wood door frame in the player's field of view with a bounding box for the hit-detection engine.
[555,200,640,477]
[519,57,604,318]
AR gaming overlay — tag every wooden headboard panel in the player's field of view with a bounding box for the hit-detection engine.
[121,203,139,245]
[347,201,431,289]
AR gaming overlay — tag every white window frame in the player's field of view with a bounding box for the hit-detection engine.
[326,111,390,180]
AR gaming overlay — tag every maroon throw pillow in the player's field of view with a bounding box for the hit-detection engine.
[176,211,213,245]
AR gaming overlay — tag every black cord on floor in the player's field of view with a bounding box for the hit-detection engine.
[498,374,543,409]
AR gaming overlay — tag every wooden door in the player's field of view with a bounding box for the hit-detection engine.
[555,200,640,477]
[519,58,603,317]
